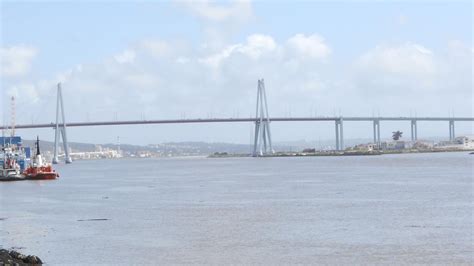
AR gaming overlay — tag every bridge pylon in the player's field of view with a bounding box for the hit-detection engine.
[373,119,381,148]
[411,120,418,141]
[253,79,274,157]
[52,83,72,164]
[335,117,344,151]
[449,120,455,141]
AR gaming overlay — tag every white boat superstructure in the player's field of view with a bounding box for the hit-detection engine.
[0,145,25,181]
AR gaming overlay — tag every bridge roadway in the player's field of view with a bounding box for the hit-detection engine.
[2,116,473,130]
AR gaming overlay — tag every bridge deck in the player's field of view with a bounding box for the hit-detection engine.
[1,117,473,130]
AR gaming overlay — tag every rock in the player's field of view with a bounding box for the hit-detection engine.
[1,249,43,265]
[9,250,23,259]
[25,255,43,264]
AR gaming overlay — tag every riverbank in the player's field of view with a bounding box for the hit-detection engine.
[209,151,380,158]
[0,249,42,265]
[209,148,473,158]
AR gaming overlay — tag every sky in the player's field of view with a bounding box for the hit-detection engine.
[0,0,473,145]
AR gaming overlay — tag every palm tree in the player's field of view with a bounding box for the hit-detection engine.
[392,131,403,141]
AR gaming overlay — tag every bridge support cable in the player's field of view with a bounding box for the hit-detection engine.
[252,79,273,157]
[52,83,72,164]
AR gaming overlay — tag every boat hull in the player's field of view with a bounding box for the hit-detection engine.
[0,175,25,181]
[0,169,25,182]
[24,165,59,180]
[25,172,58,180]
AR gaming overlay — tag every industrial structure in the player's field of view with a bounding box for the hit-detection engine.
[1,80,473,162]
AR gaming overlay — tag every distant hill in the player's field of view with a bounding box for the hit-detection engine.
[15,136,460,157]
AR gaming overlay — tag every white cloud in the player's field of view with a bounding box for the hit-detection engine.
[7,83,39,102]
[351,41,472,112]
[286,34,331,59]
[114,49,136,64]
[179,0,253,22]
[198,33,330,70]
[446,40,472,57]
[357,42,436,77]
[124,73,160,88]
[0,45,37,78]
[5,37,472,135]
[6,33,332,124]
[176,0,255,53]
[199,34,277,67]
[139,40,172,59]
[199,44,239,67]
[176,56,190,64]
[238,34,277,59]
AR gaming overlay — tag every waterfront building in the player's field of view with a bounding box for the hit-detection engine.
[436,136,474,150]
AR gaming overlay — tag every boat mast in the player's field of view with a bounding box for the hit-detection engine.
[36,136,41,156]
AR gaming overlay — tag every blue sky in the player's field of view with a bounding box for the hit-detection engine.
[1,0,472,145]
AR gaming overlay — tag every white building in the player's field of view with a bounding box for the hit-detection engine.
[436,136,474,150]
[453,136,474,149]
[353,143,376,151]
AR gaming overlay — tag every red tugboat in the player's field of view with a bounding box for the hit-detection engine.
[24,137,59,180]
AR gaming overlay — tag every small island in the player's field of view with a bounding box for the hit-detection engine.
[209,135,474,158]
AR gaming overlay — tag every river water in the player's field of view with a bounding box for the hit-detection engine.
[0,152,472,264]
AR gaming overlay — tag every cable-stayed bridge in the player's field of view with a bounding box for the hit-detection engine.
[6,116,472,129]
[1,79,473,162]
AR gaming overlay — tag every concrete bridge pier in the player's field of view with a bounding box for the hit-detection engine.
[373,120,381,148]
[449,120,455,141]
[411,120,418,141]
[335,118,344,151]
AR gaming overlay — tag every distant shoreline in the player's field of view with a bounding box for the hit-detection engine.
[208,149,474,158]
